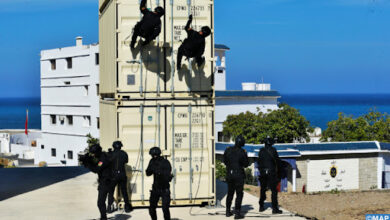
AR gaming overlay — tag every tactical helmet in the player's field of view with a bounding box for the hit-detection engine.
[264,136,274,147]
[154,6,165,17]
[112,141,123,149]
[200,26,211,37]
[89,144,102,155]
[149,147,161,156]
[235,135,245,147]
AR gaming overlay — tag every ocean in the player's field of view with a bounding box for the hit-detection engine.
[1,95,390,130]
[0,98,41,130]
[280,94,390,130]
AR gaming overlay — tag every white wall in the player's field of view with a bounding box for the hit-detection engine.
[0,131,42,161]
[214,49,226,91]
[0,133,11,153]
[10,144,34,159]
[381,153,390,188]
[39,38,99,166]
[307,159,359,192]
[35,134,87,166]
[215,97,279,138]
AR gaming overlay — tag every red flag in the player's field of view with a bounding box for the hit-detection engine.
[25,109,28,135]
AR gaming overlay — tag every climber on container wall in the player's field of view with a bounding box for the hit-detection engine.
[130,0,165,49]
[176,14,211,70]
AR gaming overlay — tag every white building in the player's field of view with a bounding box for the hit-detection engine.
[214,44,229,91]
[214,44,280,141]
[0,129,41,159]
[36,37,99,166]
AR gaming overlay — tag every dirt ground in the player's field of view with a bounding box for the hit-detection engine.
[244,184,390,220]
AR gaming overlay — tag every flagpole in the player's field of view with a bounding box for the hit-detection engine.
[25,109,29,146]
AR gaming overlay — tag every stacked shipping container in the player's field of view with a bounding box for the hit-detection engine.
[98,0,215,206]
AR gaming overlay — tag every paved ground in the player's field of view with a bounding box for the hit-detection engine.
[0,172,304,220]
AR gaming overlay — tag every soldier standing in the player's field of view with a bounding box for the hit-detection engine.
[223,135,249,219]
[107,141,133,213]
[79,144,113,220]
[257,136,282,214]
[146,147,173,220]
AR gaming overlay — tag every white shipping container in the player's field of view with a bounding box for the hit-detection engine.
[100,99,215,206]
[99,0,215,97]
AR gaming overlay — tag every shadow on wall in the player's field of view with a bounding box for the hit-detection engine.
[130,41,211,93]
[0,167,89,201]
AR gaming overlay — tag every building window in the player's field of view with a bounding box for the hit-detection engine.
[218,132,223,142]
[66,57,72,69]
[84,86,89,96]
[67,151,73,159]
[41,145,44,149]
[50,115,56,124]
[50,59,56,70]
[67,115,73,125]
[96,84,99,96]
[64,81,71,85]
[95,53,99,65]
[59,116,65,125]
[97,117,100,129]
[84,116,91,127]
[218,69,224,73]
[51,148,56,157]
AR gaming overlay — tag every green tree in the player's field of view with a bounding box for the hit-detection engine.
[86,133,99,147]
[222,103,313,143]
[321,110,390,142]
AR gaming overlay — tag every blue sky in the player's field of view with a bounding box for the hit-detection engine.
[1,0,389,97]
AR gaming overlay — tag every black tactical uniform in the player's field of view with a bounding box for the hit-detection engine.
[177,15,211,70]
[82,144,113,220]
[257,137,282,214]
[223,135,249,219]
[131,0,164,48]
[107,141,133,213]
[146,147,173,220]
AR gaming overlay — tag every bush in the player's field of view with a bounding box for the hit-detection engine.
[216,159,226,181]
[86,133,99,147]
[216,159,258,186]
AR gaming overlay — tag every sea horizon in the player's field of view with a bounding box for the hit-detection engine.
[1,94,390,130]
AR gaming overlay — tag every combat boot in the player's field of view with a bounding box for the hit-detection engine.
[226,208,233,217]
[259,205,265,212]
[272,208,283,214]
[234,209,244,219]
[106,204,113,214]
[125,203,133,213]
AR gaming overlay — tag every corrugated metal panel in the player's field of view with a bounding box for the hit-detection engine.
[99,0,117,94]
[108,102,215,205]
[163,0,214,94]
[100,0,214,96]
[99,100,118,148]
[118,98,213,107]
